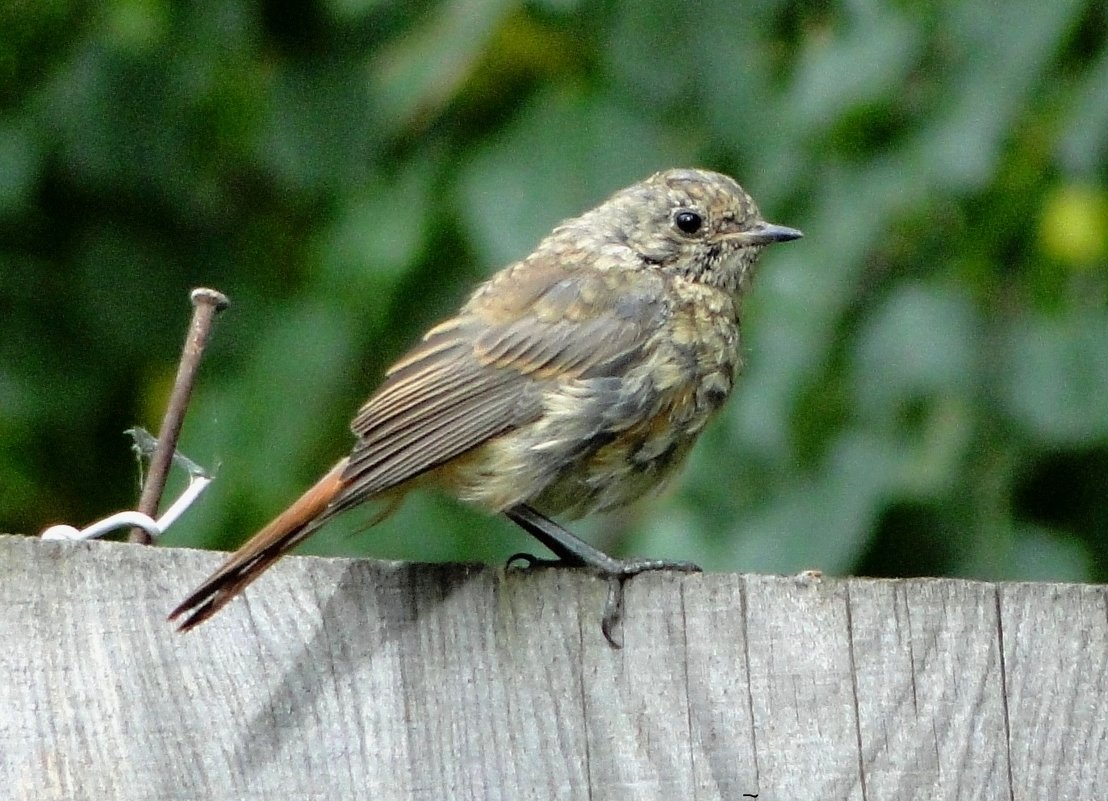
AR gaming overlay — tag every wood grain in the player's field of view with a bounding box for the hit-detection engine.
[1,535,1105,801]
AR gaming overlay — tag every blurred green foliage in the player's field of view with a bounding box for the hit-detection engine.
[2,0,1106,583]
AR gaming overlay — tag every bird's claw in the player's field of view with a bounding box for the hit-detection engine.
[598,558,703,648]
[601,575,625,648]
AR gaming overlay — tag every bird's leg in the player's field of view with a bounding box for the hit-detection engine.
[503,504,701,647]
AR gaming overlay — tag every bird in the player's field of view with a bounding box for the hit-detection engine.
[170,168,802,645]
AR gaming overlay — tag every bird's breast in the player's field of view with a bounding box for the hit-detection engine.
[441,280,742,518]
[572,286,740,505]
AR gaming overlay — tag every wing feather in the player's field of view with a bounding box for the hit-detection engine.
[331,266,668,511]
[348,392,521,498]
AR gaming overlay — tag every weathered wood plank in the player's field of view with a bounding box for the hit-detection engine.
[1,535,1106,801]
[682,576,758,798]
[848,579,1011,800]
[743,572,864,799]
[579,574,696,799]
[1000,583,1108,800]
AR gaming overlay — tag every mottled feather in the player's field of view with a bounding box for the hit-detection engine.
[333,266,667,513]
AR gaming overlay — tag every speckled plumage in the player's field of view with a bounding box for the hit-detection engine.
[171,168,801,632]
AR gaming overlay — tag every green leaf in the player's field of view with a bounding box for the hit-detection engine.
[787,5,920,130]
[1006,524,1091,581]
[718,431,901,574]
[457,86,689,267]
[315,161,435,297]
[916,0,1086,189]
[370,0,515,133]
[0,116,40,215]
[852,282,980,420]
[1004,310,1108,444]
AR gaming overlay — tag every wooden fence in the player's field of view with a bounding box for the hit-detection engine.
[1,534,1105,800]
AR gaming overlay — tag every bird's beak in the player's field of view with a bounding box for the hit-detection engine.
[730,221,803,246]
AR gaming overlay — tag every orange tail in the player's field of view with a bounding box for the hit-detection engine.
[169,458,349,631]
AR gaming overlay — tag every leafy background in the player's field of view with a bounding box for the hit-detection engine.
[3,0,1106,583]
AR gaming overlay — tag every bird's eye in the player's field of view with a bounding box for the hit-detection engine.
[674,210,703,235]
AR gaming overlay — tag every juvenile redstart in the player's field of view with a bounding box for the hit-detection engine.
[171,168,802,645]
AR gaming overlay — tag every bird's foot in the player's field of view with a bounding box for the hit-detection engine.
[502,505,702,648]
[597,558,702,648]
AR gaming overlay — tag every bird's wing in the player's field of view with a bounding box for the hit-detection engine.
[332,262,666,509]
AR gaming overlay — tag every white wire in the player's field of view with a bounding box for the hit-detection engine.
[40,472,212,542]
